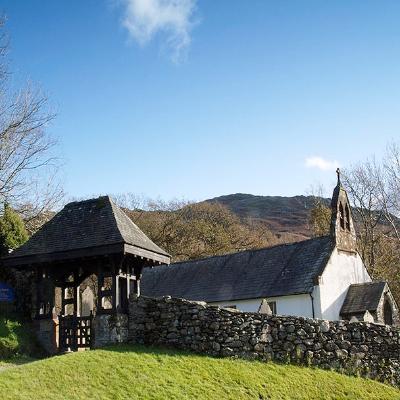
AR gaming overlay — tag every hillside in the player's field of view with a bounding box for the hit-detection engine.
[206,193,397,242]
[207,193,323,240]
[0,345,398,399]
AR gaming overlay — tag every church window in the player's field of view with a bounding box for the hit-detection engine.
[345,204,351,231]
[339,202,345,230]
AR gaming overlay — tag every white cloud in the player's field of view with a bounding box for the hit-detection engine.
[305,156,340,172]
[121,0,198,61]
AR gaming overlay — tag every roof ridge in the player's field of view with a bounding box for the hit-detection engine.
[64,195,110,208]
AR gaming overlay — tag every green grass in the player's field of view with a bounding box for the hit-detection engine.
[0,345,399,400]
[0,314,42,360]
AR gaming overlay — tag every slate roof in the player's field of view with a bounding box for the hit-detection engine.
[340,281,386,315]
[141,236,334,302]
[3,196,170,266]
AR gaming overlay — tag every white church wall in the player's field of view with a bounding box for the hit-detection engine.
[317,248,371,321]
[210,293,313,318]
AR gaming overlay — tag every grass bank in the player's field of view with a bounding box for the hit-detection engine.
[0,344,398,399]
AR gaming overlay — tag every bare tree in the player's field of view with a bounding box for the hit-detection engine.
[0,18,63,229]
[342,142,400,303]
[342,160,386,275]
[381,142,400,241]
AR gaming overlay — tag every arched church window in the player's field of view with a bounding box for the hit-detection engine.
[383,299,393,325]
[345,204,351,231]
[339,202,345,230]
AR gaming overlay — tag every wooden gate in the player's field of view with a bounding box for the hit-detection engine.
[59,313,93,351]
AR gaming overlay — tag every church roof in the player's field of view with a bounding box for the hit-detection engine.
[340,281,386,315]
[3,196,170,266]
[141,236,334,302]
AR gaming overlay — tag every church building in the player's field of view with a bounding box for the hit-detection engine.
[142,173,399,325]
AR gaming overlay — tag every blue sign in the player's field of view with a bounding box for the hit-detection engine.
[0,282,15,302]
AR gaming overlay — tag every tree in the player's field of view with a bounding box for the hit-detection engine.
[342,141,400,302]
[0,203,28,256]
[307,185,331,237]
[117,196,273,262]
[309,203,331,237]
[381,142,400,242]
[0,203,31,316]
[0,18,63,232]
[342,161,386,276]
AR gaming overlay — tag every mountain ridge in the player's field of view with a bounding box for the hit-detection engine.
[206,193,330,240]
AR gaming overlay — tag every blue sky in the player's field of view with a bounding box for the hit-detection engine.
[2,1,400,201]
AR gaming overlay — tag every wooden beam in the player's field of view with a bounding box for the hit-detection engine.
[126,272,131,300]
[3,243,125,268]
[123,244,170,265]
[96,269,103,312]
[35,266,41,319]
[73,270,80,317]
[112,274,120,310]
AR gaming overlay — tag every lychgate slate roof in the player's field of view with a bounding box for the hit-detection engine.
[141,236,334,302]
[3,196,170,266]
[340,281,386,315]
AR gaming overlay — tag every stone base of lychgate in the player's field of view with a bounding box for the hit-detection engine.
[34,317,59,355]
[93,313,128,348]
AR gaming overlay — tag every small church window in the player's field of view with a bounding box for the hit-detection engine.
[345,204,351,231]
[339,202,345,230]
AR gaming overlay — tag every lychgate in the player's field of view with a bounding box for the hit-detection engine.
[2,196,170,353]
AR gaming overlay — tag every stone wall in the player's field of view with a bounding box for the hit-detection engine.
[128,295,400,386]
[93,313,128,348]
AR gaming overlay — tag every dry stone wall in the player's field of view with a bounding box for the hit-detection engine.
[128,295,400,386]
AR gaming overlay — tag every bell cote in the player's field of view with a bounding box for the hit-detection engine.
[330,168,357,253]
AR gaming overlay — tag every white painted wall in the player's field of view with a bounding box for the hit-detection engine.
[210,293,314,318]
[315,249,371,321]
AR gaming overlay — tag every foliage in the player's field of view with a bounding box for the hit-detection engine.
[0,204,32,316]
[309,202,331,237]
[0,314,43,360]
[0,204,28,256]
[364,235,400,300]
[125,200,273,262]
[0,344,398,399]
